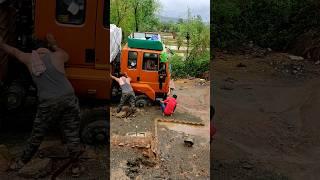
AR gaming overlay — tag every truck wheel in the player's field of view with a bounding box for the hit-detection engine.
[80,108,109,145]
[4,82,26,111]
[135,95,150,108]
[81,120,109,145]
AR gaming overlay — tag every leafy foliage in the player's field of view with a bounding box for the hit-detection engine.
[111,2,210,78]
[170,51,210,78]
[110,0,160,42]
[212,0,320,50]
[170,54,188,78]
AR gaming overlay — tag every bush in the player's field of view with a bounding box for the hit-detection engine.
[212,0,320,50]
[170,54,187,78]
[186,51,210,77]
[170,51,210,79]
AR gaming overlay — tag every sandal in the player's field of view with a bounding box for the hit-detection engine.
[8,159,25,171]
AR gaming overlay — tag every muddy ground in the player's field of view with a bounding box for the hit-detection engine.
[110,79,210,180]
[0,134,108,179]
[0,107,109,180]
[212,50,320,180]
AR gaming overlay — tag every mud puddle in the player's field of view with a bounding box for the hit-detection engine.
[158,122,209,140]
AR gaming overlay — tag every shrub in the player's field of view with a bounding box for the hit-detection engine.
[170,51,210,79]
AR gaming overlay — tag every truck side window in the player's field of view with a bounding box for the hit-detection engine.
[103,0,110,28]
[56,0,85,25]
[143,53,159,71]
[128,51,137,69]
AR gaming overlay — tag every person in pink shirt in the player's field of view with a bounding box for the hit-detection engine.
[160,94,177,116]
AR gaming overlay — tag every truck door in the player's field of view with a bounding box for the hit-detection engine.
[123,50,140,83]
[95,0,109,70]
[35,0,112,100]
[139,52,160,91]
[35,0,97,67]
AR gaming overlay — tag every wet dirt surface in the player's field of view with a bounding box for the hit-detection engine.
[110,79,210,179]
[212,51,320,180]
[0,107,109,180]
[0,132,108,180]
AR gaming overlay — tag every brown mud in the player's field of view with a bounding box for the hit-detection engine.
[212,51,320,180]
[110,79,210,179]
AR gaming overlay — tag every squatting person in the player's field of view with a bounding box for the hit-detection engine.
[160,94,177,116]
[0,34,82,176]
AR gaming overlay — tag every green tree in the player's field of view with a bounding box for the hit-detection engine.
[129,0,160,32]
[212,0,320,50]
[111,0,160,42]
[110,0,130,26]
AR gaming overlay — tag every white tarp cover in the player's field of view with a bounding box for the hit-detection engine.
[110,24,122,62]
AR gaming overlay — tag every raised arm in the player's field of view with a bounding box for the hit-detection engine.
[0,35,30,65]
[110,73,120,83]
[47,34,69,63]
[124,72,132,82]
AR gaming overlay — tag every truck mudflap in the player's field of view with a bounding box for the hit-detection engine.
[131,83,156,101]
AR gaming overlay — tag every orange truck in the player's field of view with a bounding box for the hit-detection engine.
[111,30,171,107]
[0,0,170,142]
[0,0,111,144]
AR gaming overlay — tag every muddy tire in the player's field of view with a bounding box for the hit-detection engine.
[81,120,109,145]
[80,108,109,145]
[4,82,26,111]
[135,95,151,108]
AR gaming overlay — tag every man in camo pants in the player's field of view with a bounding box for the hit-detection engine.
[110,72,136,113]
[0,34,82,176]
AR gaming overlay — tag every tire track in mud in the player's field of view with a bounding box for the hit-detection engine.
[299,83,320,144]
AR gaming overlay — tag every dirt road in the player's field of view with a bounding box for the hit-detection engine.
[110,79,210,179]
[212,51,320,180]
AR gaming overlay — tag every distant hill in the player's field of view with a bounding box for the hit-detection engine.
[157,15,209,24]
[157,15,183,23]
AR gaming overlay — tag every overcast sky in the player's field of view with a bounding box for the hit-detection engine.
[158,0,210,22]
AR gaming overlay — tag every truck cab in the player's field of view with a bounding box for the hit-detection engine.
[0,0,110,143]
[35,0,111,100]
[121,45,170,101]
[112,32,171,106]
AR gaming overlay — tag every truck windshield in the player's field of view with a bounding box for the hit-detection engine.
[143,53,159,71]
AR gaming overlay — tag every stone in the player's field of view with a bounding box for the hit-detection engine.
[142,151,149,158]
[141,158,156,167]
[116,111,127,118]
[288,55,304,61]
